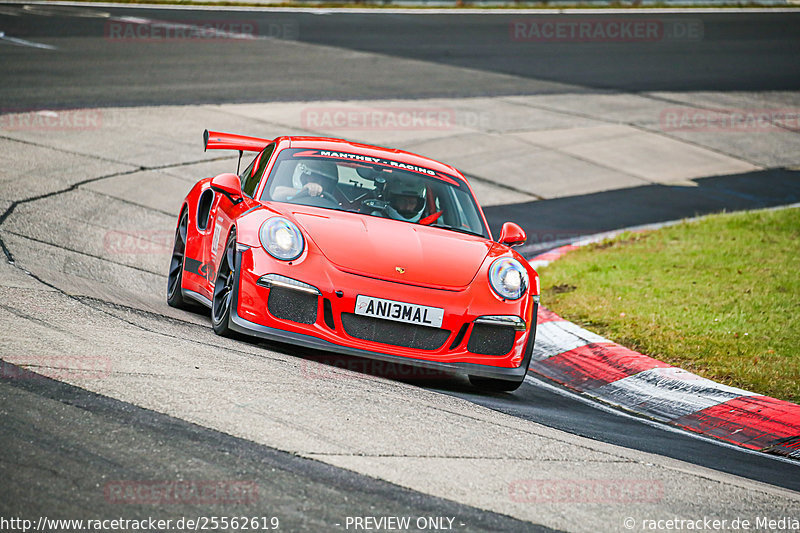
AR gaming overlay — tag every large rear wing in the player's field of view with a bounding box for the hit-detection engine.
[203,129,271,153]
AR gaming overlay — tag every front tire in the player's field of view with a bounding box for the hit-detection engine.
[468,374,525,392]
[211,228,238,337]
[167,210,189,309]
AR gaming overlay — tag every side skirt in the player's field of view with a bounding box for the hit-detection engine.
[182,288,212,309]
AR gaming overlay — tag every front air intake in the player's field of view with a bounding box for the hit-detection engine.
[467,323,517,356]
[341,313,450,351]
[267,287,318,325]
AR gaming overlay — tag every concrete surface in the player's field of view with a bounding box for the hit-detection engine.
[0,374,542,532]
[1,95,799,531]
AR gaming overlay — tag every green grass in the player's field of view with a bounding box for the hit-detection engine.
[537,207,800,404]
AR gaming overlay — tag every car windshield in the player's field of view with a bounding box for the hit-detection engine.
[260,148,489,238]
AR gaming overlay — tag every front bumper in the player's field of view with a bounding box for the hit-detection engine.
[228,248,538,381]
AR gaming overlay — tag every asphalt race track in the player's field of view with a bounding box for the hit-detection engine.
[1,4,800,532]
[2,5,800,108]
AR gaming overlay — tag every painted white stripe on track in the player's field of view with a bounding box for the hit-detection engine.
[531,319,608,361]
[587,367,758,422]
[528,259,551,270]
[13,2,800,15]
[0,31,57,49]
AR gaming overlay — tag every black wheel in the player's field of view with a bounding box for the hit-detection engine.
[166,210,189,309]
[468,374,525,393]
[211,228,238,337]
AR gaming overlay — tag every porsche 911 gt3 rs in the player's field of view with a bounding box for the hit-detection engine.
[167,130,539,391]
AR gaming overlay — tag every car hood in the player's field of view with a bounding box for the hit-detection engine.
[284,206,493,290]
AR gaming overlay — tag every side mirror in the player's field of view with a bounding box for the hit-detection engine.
[210,173,243,205]
[498,222,526,247]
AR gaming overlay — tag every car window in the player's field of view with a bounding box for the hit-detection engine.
[240,143,275,198]
[260,148,488,239]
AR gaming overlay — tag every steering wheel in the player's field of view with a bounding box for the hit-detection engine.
[291,188,338,204]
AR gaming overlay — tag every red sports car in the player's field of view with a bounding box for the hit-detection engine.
[167,131,539,391]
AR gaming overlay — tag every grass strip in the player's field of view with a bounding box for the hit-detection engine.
[537,207,799,403]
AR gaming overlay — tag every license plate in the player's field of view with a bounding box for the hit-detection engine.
[355,295,444,329]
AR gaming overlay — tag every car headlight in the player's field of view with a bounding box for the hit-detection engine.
[488,257,528,300]
[260,217,304,261]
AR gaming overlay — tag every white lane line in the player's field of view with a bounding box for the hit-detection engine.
[587,366,758,422]
[0,31,57,49]
[15,2,800,15]
[531,319,608,361]
[21,4,111,18]
[522,373,799,466]
[112,16,150,23]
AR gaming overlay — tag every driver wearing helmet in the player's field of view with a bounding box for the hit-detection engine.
[385,178,426,223]
[273,160,338,201]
